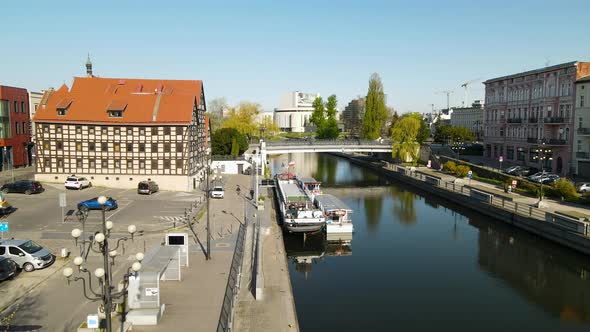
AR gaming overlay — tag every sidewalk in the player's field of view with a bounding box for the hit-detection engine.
[420,167,590,217]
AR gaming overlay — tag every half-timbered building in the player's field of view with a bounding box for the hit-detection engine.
[32,76,208,191]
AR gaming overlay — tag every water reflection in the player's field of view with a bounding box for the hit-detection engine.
[470,217,590,323]
[390,186,417,226]
[284,232,353,276]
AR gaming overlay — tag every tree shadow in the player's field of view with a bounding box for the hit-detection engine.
[0,292,44,331]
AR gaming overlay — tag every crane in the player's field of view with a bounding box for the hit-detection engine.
[437,90,454,111]
[460,78,481,107]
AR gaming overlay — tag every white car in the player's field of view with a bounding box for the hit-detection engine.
[578,183,590,193]
[210,186,224,199]
[64,176,91,190]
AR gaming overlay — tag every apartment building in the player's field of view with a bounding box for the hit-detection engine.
[573,76,590,178]
[0,85,32,170]
[33,76,208,191]
[450,100,484,140]
[483,61,590,175]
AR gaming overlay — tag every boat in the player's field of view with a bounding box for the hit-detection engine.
[275,173,326,233]
[298,176,322,202]
[314,194,354,234]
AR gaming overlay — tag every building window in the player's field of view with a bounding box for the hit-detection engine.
[14,101,17,113]
[176,127,183,136]
[127,160,133,168]
[164,143,171,153]
[57,158,64,168]
[139,160,145,169]
[114,160,121,168]
[164,159,171,169]
[151,160,158,170]
[164,127,171,135]
[43,141,50,149]
[76,142,82,151]
[102,127,108,135]
[582,96,585,108]
[151,143,158,152]
[89,142,96,151]
[89,127,95,135]
[114,127,120,135]
[108,111,123,118]
[76,126,82,134]
[126,143,133,152]
[151,127,158,135]
[101,143,108,152]
[139,143,146,152]
[140,128,146,136]
[177,159,184,169]
[76,159,83,168]
[22,122,26,134]
[57,108,66,116]
[21,102,25,113]
[57,141,63,150]
[89,159,96,168]
[114,143,120,152]
[15,122,19,135]
[127,127,133,135]
[102,159,108,168]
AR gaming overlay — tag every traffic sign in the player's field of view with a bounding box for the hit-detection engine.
[0,222,8,232]
[512,180,517,188]
[427,160,432,168]
[59,193,67,207]
[87,315,99,329]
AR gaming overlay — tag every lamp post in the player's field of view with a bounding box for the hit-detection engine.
[65,195,142,332]
[198,159,212,260]
[532,142,553,202]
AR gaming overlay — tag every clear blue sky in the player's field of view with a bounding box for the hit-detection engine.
[2,0,589,113]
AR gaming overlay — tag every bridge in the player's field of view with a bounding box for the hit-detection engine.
[247,139,393,172]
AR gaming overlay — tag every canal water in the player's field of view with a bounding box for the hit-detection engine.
[271,153,590,332]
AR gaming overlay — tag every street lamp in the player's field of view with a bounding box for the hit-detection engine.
[197,160,212,261]
[65,195,142,332]
[532,142,553,202]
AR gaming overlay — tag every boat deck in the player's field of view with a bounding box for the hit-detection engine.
[315,194,353,213]
[281,181,308,202]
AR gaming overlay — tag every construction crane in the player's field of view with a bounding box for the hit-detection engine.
[460,78,481,107]
[437,90,454,111]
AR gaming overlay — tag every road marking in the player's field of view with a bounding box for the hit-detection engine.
[106,200,133,220]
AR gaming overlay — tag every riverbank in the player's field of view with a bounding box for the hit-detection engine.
[331,152,590,255]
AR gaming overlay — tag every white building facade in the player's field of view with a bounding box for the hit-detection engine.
[574,76,590,178]
[274,91,319,133]
[450,100,484,140]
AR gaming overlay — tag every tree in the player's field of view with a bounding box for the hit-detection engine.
[390,115,421,163]
[310,95,339,139]
[207,97,228,132]
[230,137,239,157]
[222,102,261,139]
[258,115,280,139]
[405,112,430,144]
[211,128,248,156]
[362,73,388,139]
[310,96,325,130]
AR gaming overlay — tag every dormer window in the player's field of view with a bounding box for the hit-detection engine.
[107,101,127,118]
[55,99,73,116]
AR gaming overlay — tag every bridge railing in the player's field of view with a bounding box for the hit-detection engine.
[264,139,392,147]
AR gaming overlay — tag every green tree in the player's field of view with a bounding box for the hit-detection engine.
[258,115,280,139]
[390,115,421,163]
[362,73,388,139]
[230,137,239,157]
[211,128,248,156]
[311,95,339,139]
[222,101,261,139]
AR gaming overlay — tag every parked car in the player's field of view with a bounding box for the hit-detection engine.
[537,174,560,184]
[64,176,92,190]
[77,197,118,211]
[512,167,531,177]
[577,183,590,193]
[504,166,521,174]
[1,180,44,195]
[138,181,159,195]
[527,172,547,182]
[0,239,55,272]
[210,186,225,199]
[520,167,539,177]
[0,256,17,281]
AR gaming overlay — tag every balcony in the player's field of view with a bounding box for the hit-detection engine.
[543,117,565,124]
[528,118,538,123]
[507,118,522,124]
[527,137,538,143]
[547,138,567,145]
[577,128,590,136]
[576,152,590,159]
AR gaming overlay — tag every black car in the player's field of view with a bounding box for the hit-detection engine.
[1,181,44,195]
[0,256,17,281]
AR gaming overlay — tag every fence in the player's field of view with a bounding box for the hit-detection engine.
[216,221,246,332]
[390,164,588,236]
[264,139,392,146]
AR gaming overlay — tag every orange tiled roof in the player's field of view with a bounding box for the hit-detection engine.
[33,77,203,124]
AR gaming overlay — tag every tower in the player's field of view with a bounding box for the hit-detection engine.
[86,54,93,77]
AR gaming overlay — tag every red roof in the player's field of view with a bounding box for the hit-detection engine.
[33,77,203,125]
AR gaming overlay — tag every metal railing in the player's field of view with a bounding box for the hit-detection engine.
[507,118,523,123]
[217,222,246,332]
[212,155,246,161]
[264,139,392,147]
[548,138,567,145]
[543,117,565,124]
[576,152,590,159]
[578,128,590,135]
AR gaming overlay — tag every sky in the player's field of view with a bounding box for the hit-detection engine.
[2,0,590,114]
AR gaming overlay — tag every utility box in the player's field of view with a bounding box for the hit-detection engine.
[165,232,189,267]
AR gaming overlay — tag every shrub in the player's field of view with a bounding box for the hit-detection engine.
[455,165,470,178]
[552,179,577,200]
[443,161,457,174]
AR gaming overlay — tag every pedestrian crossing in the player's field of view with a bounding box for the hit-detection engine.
[154,215,186,222]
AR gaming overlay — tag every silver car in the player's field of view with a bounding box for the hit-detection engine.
[0,239,55,272]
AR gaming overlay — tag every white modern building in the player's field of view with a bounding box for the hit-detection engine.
[574,76,590,178]
[274,91,320,132]
[450,100,484,140]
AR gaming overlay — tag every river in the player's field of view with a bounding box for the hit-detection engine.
[270,153,590,332]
